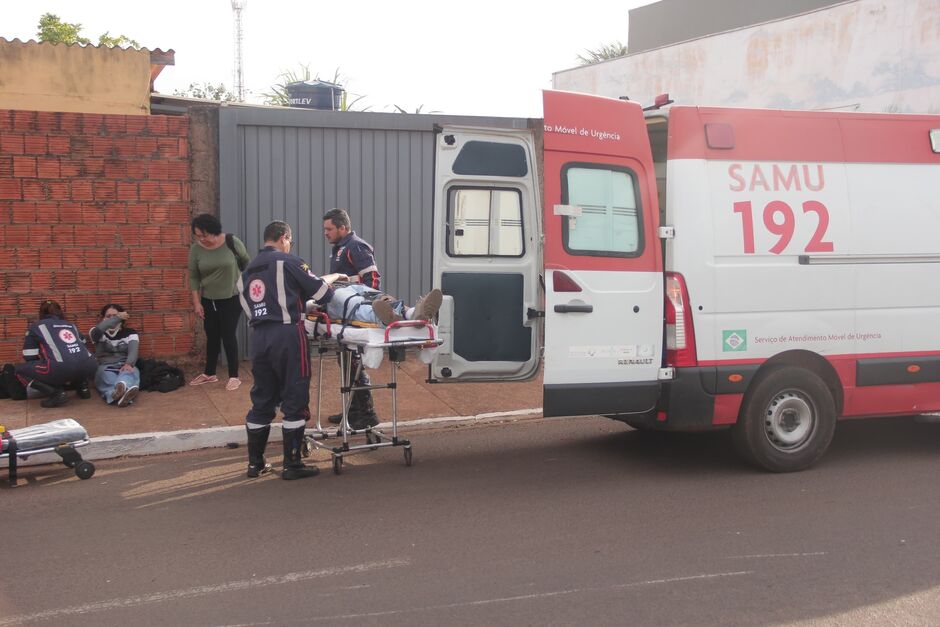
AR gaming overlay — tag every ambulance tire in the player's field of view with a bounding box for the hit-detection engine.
[732,366,836,473]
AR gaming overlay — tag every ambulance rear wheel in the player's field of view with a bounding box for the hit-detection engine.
[732,366,835,473]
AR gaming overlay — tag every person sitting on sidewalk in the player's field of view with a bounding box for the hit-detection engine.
[89,303,141,407]
[15,299,96,408]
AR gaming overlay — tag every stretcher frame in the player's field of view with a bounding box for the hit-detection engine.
[1,419,96,486]
[302,312,443,474]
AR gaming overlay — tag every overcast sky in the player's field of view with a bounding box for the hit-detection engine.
[4,1,653,117]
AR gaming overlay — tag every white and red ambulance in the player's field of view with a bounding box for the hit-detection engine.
[430,89,940,471]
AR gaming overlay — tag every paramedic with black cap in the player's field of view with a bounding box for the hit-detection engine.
[237,220,346,480]
[323,208,382,430]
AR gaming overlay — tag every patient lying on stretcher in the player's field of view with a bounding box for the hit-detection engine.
[314,276,443,327]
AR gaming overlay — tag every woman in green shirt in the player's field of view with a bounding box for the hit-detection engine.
[188,213,251,391]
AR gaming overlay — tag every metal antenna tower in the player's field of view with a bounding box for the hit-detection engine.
[231,0,247,101]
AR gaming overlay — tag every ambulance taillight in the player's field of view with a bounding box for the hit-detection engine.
[665,272,697,367]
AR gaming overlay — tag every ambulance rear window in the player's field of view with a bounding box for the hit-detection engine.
[562,164,643,257]
[452,141,528,177]
[446,187,524,257]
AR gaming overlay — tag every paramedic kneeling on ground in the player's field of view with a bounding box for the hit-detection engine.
[16,300,96,408]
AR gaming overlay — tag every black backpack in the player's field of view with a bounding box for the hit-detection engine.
[225,234,248,271]
[137,359,185,393]
[0,363,26,400]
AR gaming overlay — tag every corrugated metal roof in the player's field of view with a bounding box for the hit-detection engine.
[1,37,175,91]
[0,37,174,59]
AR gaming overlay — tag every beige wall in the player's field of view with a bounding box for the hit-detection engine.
[0,40,151,115]
[554,0,940,114]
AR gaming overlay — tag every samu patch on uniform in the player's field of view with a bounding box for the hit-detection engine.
[249,279,266,302]
[58,328,77,344]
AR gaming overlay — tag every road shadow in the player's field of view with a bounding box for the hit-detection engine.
[482,414,940,476]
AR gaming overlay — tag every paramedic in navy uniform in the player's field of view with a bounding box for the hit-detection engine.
[238,220,345,480]
[323,208,382,430]
[16,299,96,408]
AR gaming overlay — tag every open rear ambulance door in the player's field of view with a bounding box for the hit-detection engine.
[541,90,664,417]
[429,126,542,382]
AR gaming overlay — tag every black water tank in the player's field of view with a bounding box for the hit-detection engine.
[286,80,344,110]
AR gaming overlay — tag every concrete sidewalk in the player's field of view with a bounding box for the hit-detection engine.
[0,356,543,464]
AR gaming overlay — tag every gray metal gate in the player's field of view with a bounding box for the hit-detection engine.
[219,105,530,355]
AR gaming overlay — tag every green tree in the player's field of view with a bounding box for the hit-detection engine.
[576,41,628,65]
[174,82,238,102]
[36,13,138,48]
[263,65,368,111]
[98,32,140,49]
[37,13,89,45]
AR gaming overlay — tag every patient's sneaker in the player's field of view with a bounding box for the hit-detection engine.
[117,385,139,407]
[412,289,443,321]
[373,299,403,326]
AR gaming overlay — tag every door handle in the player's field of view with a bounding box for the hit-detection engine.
[554,303,593,314]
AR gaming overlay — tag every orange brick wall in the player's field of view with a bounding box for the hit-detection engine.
[0,109,193,363]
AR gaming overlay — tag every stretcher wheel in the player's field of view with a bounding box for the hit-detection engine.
[74,461,95,480]
[366,432,379,450]
[301,437,312,458]
[332,456,343,475]
[63,458,78,469]
[403,447,413,467]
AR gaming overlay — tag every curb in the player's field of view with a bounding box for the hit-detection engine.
[2,408,544,468]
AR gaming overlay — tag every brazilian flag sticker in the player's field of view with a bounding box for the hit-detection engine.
[722,330,747,352]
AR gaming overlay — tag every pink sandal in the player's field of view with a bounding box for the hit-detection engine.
[189,373,219,386]
[225,377,242,391]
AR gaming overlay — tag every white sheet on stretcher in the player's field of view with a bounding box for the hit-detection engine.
[305,319,440,369]
[7,418,89,451]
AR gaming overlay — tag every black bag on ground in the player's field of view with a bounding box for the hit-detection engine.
[0,363,27,401]
[137,359,185,393]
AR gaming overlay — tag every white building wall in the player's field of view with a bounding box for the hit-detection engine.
[553,0,940,113]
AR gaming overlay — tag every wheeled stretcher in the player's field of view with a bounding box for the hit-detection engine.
[0,418,96,486]
[303,311,443,474]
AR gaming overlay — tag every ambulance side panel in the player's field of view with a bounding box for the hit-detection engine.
[658,106,940,429]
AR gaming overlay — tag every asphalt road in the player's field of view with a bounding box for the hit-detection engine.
[2,415,939,626]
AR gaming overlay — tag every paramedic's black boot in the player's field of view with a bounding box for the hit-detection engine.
[75,380,92,400]
[335,390,379,433]
[329,360,360,424]
[281,427,319,480]
[348,412,380,431]
[349,390,380,430]
[32,381,68,408]
[246,425,272,478]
